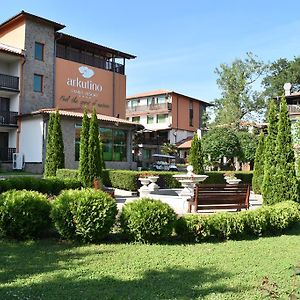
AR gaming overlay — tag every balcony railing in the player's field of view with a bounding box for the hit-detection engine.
[127,103,172,113]
[0,74,19,91]
[288,105,300,114]
[0,111,18,125]
[0,147,16,162]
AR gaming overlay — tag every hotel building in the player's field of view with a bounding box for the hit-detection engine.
[126,90,212,167]
[0,11,140,172]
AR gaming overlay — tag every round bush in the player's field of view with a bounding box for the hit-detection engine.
[0,190,51,239]
[51,189,117,242]
[120,198,177,242]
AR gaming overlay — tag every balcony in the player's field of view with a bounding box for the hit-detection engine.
[0,111,18,126]
[0,147,16,162]
[288,105,300,114]
[127,103,172,114]
[0,74,19,92]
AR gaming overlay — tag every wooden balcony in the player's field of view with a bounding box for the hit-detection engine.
[127,103,172,115]
[0,111,18,126]
[0,73,19,92]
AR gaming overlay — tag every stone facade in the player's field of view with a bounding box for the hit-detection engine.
[22,19,56,114]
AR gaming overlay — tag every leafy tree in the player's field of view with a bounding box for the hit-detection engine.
[271,98,298,204]
[262,100,278,203]
[252,132,265,194]
[79,108,90,187]
[214,52,266,127]
[188,133,204,174]
[236,131,258,163]
[262,57,300,99]
[88,108,102,185]
[44,111,65,177]
[161,143,178,156]
[202,127,241,169]
[292,119,300,176]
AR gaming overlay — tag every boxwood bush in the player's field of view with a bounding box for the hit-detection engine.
[175,201,300,241]
[51,189,117,242]
[0,190,51,239]
[120,198,177,242]
[0,177,82,195]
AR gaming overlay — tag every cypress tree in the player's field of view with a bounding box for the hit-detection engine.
[271,98,298,204]
[44,111,65,177]
[188,132,204,174]
[252,132,265,194]
[54,110,65,170]
[88,107,102,186]
[44,113,56,177]
[99,139,106,171]
[79,108,90,187]
[262,100,278,204]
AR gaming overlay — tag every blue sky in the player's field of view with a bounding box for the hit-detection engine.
[1,1,300,102]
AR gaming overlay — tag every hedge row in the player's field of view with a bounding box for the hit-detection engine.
[175,200,300,241]
[56,169,253,191]
[0,177,82,195]
[0,187,299,243]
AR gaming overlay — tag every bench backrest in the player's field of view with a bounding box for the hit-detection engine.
[194,184,250,210]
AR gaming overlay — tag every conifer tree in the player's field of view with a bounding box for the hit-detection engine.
[252,132,265,194]
[44,111,65,177]
[271,98,298,204]
[262,100,278,203]
[79,108,90,187]
[188,132,204,174]
[44,113,56,177]
[88,108,102,185]
[99,139,106,171]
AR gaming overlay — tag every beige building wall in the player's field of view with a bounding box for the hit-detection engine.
[0,18,26,49]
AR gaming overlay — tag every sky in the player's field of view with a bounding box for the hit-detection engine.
[1,1,300,103]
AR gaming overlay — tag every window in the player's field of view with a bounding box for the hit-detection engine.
[33,74,43,92]
[147,115,154,124]
[75,125,127,162]
[35,42,44,61]
[157,114,168,123]
[132,116,140,123]
[189,100,193,127]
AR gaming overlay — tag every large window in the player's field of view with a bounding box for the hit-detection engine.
[35,42,44,61]
[33,74,43,92]
[157,113,168,123]
[75,125,127,162]
[147,115,154,124]
[132,116,140,123]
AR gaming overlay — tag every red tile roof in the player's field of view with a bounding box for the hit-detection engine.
[31,108,143,127]
[0,43,24,56]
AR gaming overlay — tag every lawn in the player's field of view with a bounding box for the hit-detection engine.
[0,225,299,300]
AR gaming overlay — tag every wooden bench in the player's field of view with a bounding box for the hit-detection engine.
[189,184,250,213]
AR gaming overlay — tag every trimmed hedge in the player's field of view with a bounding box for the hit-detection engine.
[51,189,117,242]
[57,169,253,191]
[175,201,300,241]
[0,177,82,195]
[120,198,177,242]
[0,190,52,239]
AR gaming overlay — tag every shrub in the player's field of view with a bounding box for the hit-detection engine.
[56,169,79,179]
[0,177,82,195]
[51,189,117,242]
[175,201,300,242]
[0,190,51,239]
[120,198,177,242]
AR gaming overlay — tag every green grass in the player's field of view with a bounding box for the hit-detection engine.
[0,225,299,299]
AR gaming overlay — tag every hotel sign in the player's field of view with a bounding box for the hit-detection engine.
[55,58,126,116]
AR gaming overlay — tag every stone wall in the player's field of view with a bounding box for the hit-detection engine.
[22,19,56,114]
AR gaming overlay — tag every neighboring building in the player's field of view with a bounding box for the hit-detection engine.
[0,11,140,172]
[126,90,212,168]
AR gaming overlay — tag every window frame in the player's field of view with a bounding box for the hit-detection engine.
[33,74,43,93]
[35,42,44,61]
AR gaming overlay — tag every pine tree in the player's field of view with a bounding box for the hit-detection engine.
[44,111,65,177]
[99,139,106,171]
[262,100,278,203]
[188,132,204,174]
[44,113,56,177]
[79,108,90,187]
[271,98,298,204]
[252,132,265,194]
[88,107,102,185]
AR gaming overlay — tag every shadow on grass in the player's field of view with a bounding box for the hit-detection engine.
[0,265,245,300]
